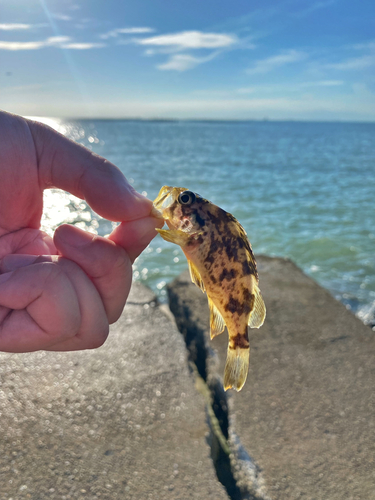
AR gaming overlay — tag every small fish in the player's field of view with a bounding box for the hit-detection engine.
[153,186,266,391]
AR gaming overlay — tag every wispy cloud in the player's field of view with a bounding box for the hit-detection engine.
[134,30,238,71]
[0,23,32,31]
[100,27,154,40]
[52,14,72,22]
[137,31,237,49]
[157,54,199,71]
[158,52,219,71]
[247,49,307,74]
[352,41,375,51]
[292,0,338,18]
[61,42,105,50]
[308,80,344,86]
[326,54,375,71]
[0,36,105,51]
[0,40,47,50]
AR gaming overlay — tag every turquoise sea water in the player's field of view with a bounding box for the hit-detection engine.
[40,119,375,326]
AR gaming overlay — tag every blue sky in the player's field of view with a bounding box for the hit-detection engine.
[0,0,374,120]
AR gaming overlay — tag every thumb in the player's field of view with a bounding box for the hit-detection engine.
[28,118,153,222]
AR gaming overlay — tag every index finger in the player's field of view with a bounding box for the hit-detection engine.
[27,118,152,222]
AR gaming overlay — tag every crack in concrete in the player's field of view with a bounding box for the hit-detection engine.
[167,286,271,500]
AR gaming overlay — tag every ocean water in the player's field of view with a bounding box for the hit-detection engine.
[39,119,375,326]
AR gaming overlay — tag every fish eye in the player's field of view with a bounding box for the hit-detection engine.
[178,191,196,205]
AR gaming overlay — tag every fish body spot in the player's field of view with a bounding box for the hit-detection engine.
[205,253,215,265]
[242,261,253,276]
[224,237,239,261]
[219,268,238,282]
[229,332,249,349]
[195,211,206,227]
[242,302,252,316]
[242,288,255,311]
[224,296,243,315]
[210,274,217,284]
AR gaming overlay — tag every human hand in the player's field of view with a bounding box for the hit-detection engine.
[0,111,162,353]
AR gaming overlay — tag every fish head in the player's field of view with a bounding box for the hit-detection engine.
[153,185,209,235]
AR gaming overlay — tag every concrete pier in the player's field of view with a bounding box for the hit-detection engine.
[1,256,374,499]
[0,284,227,499]
[168,256,375,499]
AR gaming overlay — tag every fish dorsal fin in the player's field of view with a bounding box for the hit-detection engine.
[208,296,226,339]
[188,260,205,293]
[248,284,266,329]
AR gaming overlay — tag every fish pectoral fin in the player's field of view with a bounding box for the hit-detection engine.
[156,228,189,246]
[188,261,205,293]
[248,284,266,329]
[208,297,225,339]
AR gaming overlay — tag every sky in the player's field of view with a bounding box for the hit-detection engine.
[0,0,374,120]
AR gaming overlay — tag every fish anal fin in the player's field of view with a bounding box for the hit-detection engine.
[188,261,205,293]
[208,296,225,339]
[223,347,250,392]
[156,228,189,247]
[248,284,266,329]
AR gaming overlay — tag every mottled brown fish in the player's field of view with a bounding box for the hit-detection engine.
[153,186,266,391]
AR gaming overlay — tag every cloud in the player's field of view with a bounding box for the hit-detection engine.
[309,80,344,86]
[326,54,375,71]
[352,41,375,51]
[158,54,200,71]
[0,36,105,51]
[247,49,307,74]
[158,53,219,71]
[136,30,238,71]
[137,31,237,49]
[52,14,72,22]
[0,40,46,50]
[0,23,32,31]
[48,36,71,44]
[292,0,338,18]
[61,42,105,50]
[100,27,154,40]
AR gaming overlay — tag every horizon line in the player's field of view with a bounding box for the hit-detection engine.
[27,116,375,125]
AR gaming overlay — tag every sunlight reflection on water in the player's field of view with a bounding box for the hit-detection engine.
[32,116,109,238]
[41,189,100,237]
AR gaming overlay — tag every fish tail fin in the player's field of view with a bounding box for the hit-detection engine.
[223,347,250,392]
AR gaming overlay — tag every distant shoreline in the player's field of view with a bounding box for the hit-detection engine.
[27,116,375,125]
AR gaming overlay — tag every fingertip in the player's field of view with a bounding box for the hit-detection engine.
[54,224,95,250]
[30,119,154,223]
[109,215,163,262]
[121,185,155,221]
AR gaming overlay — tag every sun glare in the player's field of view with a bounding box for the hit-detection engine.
[24,116,64,133]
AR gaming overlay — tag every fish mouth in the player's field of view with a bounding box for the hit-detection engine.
[152,185,187,218]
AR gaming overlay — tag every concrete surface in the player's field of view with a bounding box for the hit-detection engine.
[168,256,375,500]
[0,283,228,500]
